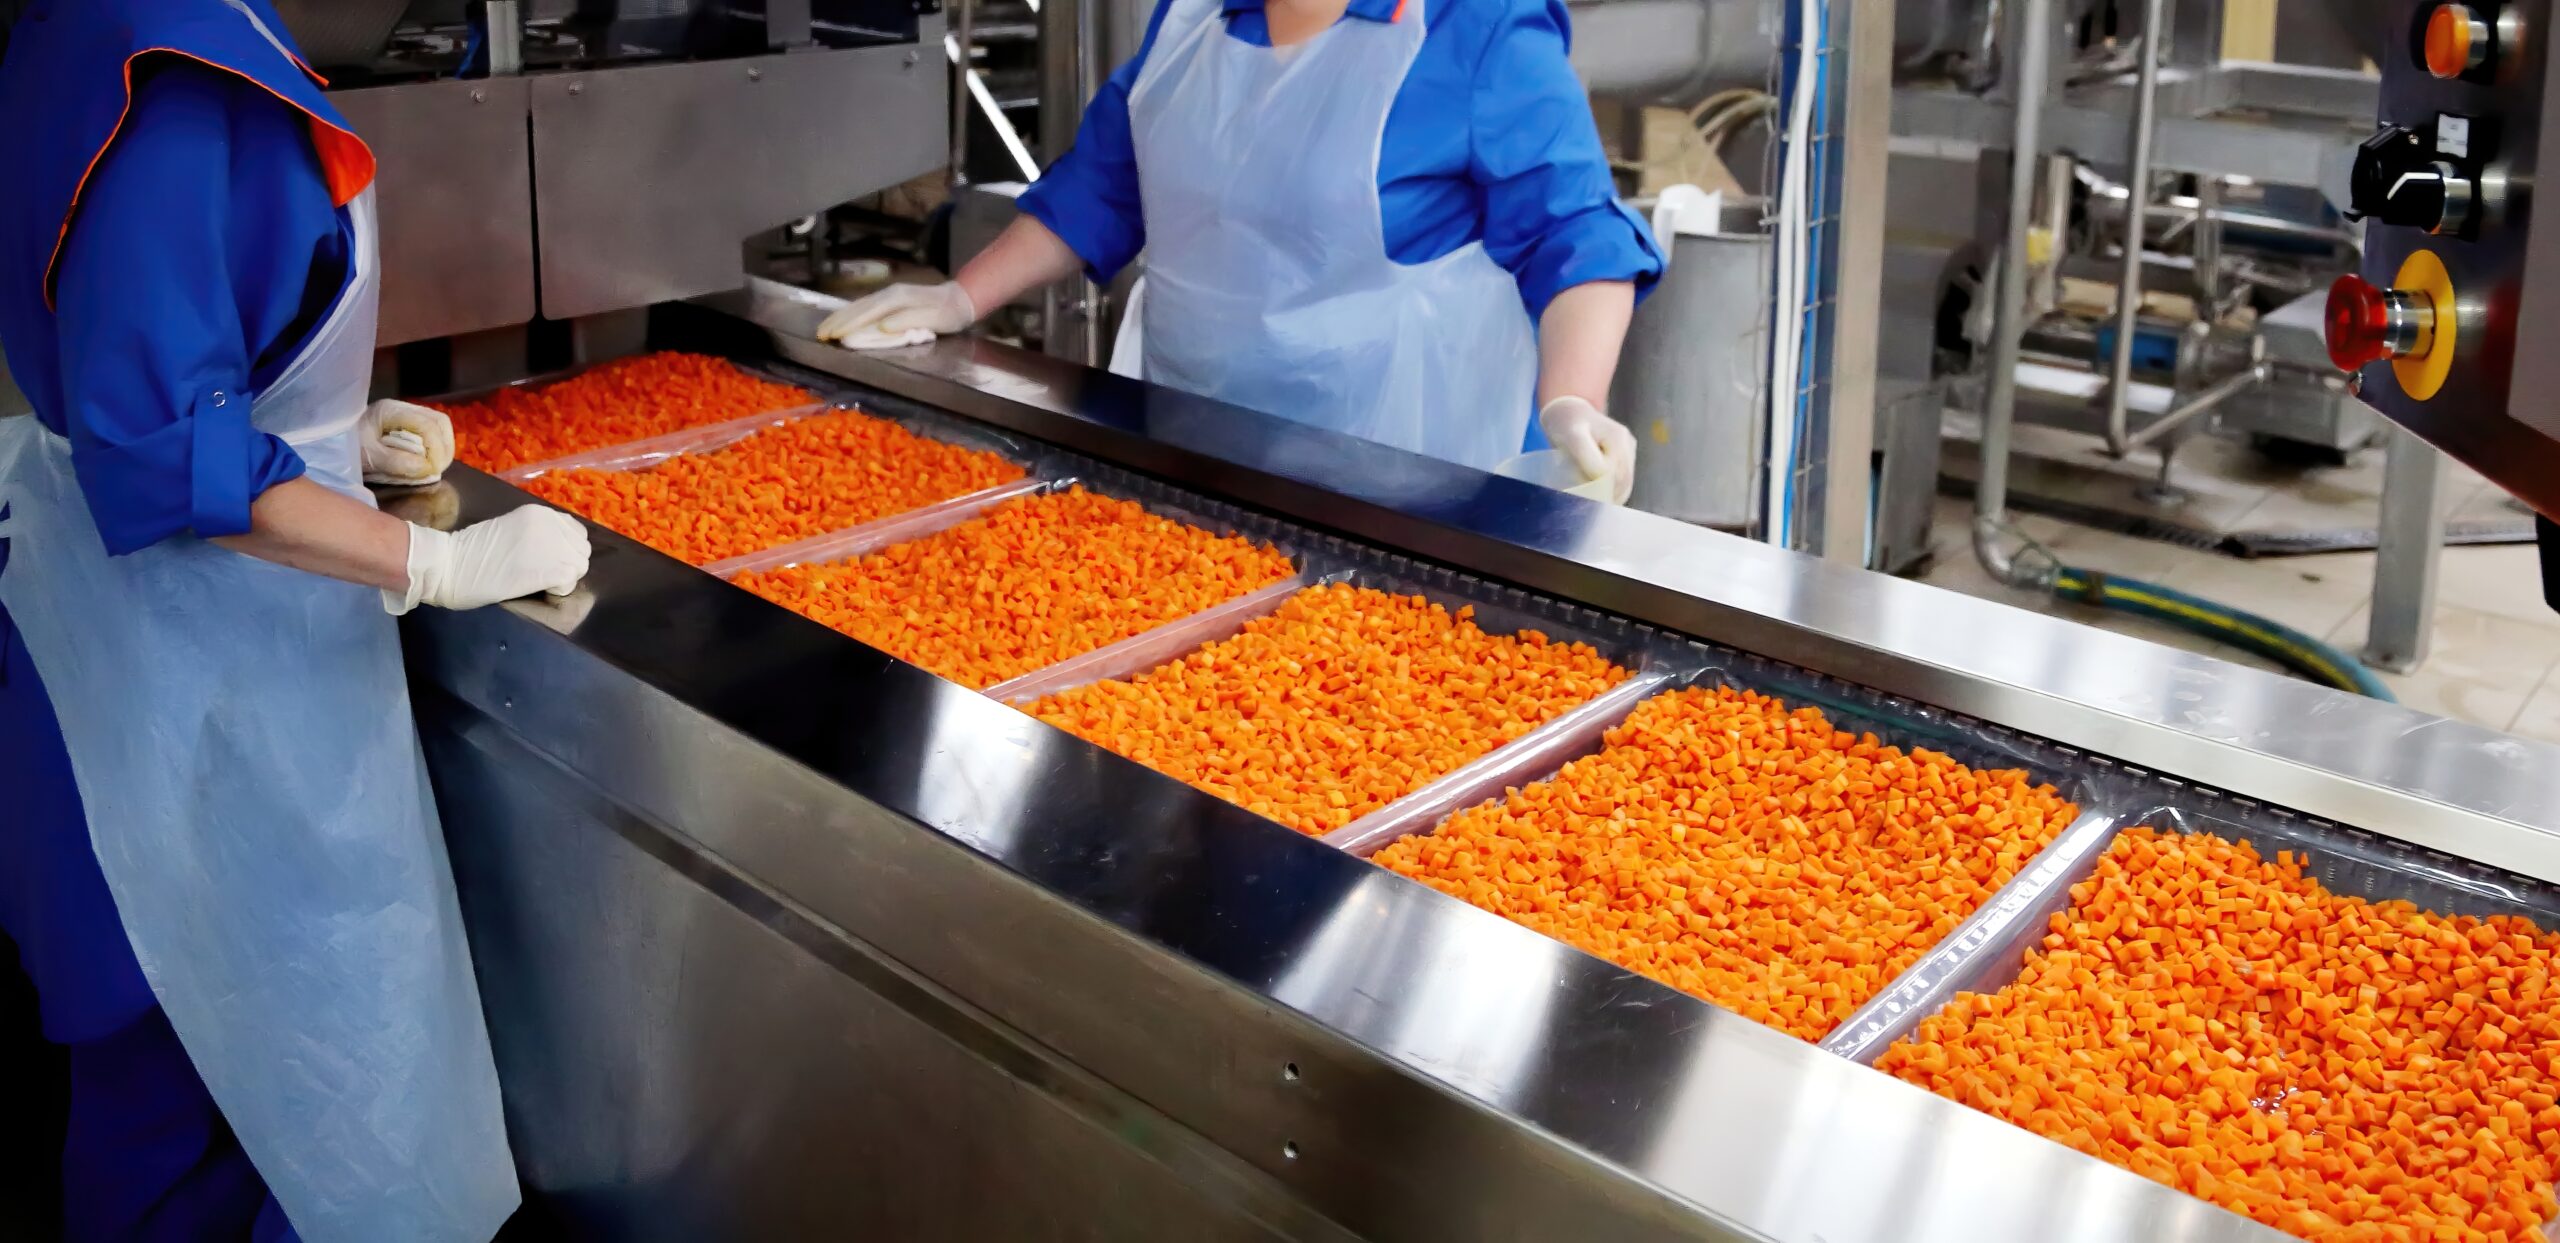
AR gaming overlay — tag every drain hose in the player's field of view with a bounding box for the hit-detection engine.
[2051,567,2397,701]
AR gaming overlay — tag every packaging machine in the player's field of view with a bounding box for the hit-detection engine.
[206,1,2560,1238]
[393,279,2560,1242]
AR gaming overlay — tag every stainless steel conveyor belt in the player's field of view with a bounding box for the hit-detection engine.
[399,280,2560,1242]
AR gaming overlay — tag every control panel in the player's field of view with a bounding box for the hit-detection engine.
[2332,0,2560,520]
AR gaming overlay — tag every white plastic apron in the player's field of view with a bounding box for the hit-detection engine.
[1124,0,1537,471]
[0,191,518,1243]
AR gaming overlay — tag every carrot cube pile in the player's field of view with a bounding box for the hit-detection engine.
[1027,583,1630,836]
[731,487,1296,690]
[519,409,1023,565]
[434,351,818,473]
[1878,826,2560,1242]
[1370,685,2078,1040]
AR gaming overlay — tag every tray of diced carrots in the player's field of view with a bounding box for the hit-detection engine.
[1008,574,1650,838]
[1854,807,2560,1243]
[430,351,825,474]
[727,485,1302,692]
[1355,663,2090,1043]
[508,404,1029,567]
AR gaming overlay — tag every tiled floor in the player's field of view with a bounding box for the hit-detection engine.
[1915,433,2560,744]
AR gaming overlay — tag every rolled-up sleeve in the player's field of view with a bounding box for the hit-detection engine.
[1014,0,1177,283]
[50,67,305,556]
[1469,0,1665,320]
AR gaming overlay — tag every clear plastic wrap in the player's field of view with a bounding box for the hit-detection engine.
[1822,794,2560,1065]
[1318,669,1683,854]
[982,575,1329,703]
[495,400,1026,483]
[496,401,835,481]
[1327,643,2148,861]
[705,477,1063,579]
[993,564,1664,710]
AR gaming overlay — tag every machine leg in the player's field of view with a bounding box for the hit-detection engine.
[2137,436,2188,508]
[2364,423,2445,674]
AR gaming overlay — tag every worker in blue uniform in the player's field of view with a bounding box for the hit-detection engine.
[0,2,592,1239]
[817,0,1665,502]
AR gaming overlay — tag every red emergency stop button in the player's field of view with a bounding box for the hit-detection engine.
[2327,276,2393,370]
[2326,274,2437,372]
[2425,4,2493,77]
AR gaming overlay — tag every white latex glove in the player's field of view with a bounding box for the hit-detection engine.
[813,282,978,351]
[1538,396,1638,505]
[385,505,591,616]
[360,399,456,487]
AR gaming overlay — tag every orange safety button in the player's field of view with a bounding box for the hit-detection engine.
[2325,275,2393,370]
[2425,4,2486,77]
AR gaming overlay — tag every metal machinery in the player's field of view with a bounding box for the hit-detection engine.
[227,2,2560,1240]
[1886,0,2536,673]
[265,0,948,372]
[2322,0,2560,602]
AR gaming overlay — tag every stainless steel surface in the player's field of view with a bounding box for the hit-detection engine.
[2102,0,2168,459]
[952,0,975,186]
[405,278,2560,1238]
[408,310,2367,1242]
[529,40,946,322]
[487,0,524,77]
[2205,284,2380,452]
[421,699,1318,1243]
[2123,359,2269,452]
[416,528,2278,1241]
[2211,62,2382,122]
[1566,0,1774,106]
[1973,0,2054,587]
[333,79,539,349]
[1038,0,1109,365]
[2520,13,2560,446]
[2356,0,2560,518]
[1893,81,2365,189]
[715,280,2560,878]
[2080,179,2361,254]
[2364,422,2446,674]
[1821,0,1894,563]
[1617,225,1767,530]
[1870,377,1945,576]
[270,0,410,68]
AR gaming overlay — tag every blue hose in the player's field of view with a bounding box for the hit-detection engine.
[2051,566,2397,701]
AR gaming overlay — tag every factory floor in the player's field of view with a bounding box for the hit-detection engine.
[1915,429,2560,743]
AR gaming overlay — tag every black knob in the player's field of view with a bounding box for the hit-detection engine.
[2347,125,2476,235]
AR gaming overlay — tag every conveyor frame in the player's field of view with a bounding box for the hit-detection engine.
[404,282,2560,1241]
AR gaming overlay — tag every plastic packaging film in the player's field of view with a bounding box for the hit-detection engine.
[1824,794,2560,1065]
[495,402,839,482]
[704,477,1063,579]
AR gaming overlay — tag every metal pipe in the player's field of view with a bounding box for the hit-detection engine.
[485,0,522,76]
[1037,0,1107,365]
[2079,172,2360,250]
[2192,175,2221,312]
[2101,0,2167,458]
[1962,0,2005,92]
[2032,153,2070,316]
[2363,422,2445,674]
[2118,360,2268,452]
[951,0,977,186]
[1972,0,2053,586]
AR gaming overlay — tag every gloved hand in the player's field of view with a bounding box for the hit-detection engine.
[385,505,591,616]
[814,282,978,351]
[360,399,457,487]
[1538,396,1638,505]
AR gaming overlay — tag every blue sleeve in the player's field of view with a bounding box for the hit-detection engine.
[1014,0,1179,283]
[1468,0,1665,320]
[51,64,306,556]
